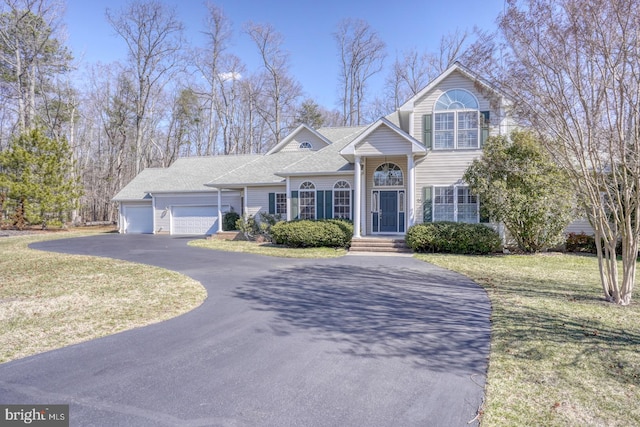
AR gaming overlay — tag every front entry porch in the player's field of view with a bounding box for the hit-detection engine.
[371,190,406,234]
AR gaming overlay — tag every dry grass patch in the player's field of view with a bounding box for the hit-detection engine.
[189,238,347,258]
[0,233,207,363]
[416,253,640,427]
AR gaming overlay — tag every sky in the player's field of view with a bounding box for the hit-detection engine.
[64,0,507,110]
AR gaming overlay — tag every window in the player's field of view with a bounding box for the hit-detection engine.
[433,186,479,223]
[299,181,316,219]
[275,193,287,215]
[434,89,480,150]
[299,141,312,149]
[333,181,351,219]
[374,163,403,186]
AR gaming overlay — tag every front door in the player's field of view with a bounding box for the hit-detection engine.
[379,191,398,232]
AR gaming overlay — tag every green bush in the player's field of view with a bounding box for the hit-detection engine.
[271,219,352,248]
[406,222,501,255]
[223,211,240,231]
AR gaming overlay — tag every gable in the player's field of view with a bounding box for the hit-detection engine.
[277,127,329,152]
[355,124,415,156]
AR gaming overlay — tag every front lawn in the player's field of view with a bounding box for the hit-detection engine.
[189,238,347,258]
[416,253,640,426]
[0,232,207,363]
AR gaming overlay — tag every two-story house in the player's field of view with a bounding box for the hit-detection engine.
[113,62,511,237]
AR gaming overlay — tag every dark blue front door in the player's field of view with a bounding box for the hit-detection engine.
[380,191,398,232]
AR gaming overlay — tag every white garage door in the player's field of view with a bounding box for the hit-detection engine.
[123,205,153,234]
[171,205,217,235]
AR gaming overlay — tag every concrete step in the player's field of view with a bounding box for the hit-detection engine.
[349,238,412,253]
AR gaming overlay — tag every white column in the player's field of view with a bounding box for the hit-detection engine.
[286,177,291,221]
[217,189,223,233]
[243,186,249,219]
[353,156,362,238]
[407,154,415,228]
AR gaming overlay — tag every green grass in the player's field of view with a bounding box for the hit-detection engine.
[188,238,347,258]
[0,232,207,363]
[416,252,640,426]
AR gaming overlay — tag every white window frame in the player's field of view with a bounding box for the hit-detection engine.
[434,89,480,150]
[299,141,313,149]
[373,162,404,187]
[275,192,287,215]
[299,181,316,220]
[432,185,479,223]
[333,180,351,220]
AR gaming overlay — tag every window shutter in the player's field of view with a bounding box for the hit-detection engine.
[317,191,325,219]
[291,191,299,220]
[480,111,490,147]
[325,190,333,219]
[422,187,433,223]
[268,193,275,215]
[422,114,432,149]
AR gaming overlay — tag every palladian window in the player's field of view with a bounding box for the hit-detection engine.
[434,89,480,150]
[373,163,403,187]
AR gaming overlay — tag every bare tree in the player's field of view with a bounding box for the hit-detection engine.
[106,0,184,174]
[0,0,72,134]
[497,0,640,305]
[334,18,386,126]
[245,22,301,148]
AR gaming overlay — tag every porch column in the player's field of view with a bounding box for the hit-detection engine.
[407,154,415,228]
[286,177,291,221]
[353,156,362,238]
[217,188,223,233]
[243,186,249,219]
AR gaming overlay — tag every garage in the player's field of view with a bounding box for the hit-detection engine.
[171,205,218,235]
[122,205,153,234]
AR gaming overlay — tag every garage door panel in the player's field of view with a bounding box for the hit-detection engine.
[172,206,217,235]
[124,205,153,234]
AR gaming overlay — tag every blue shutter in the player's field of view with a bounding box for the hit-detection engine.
[325,190,333,219]
[268,193,275,215]
[480,111,490,147]
[291,191,299,220]
[317,191,325,219]
[423,187,433,223]
[422,114,432,149]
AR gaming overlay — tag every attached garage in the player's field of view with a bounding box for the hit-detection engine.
[122,205,153,234]
[171,205,218,235]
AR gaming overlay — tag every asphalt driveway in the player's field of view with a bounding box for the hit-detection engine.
[0,234,490,426]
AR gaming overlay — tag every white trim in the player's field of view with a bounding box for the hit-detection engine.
[353,156,361,238]
[285,177,291,221]
[243,186,249,219]
[332,180,351,220]
[370,189,406,234]
[298,180,317,220]
[407,154,415,227]
[217,190,223,233]
[431,185,479,223]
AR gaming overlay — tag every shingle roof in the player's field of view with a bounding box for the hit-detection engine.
[112,168,168,201]
[277,126,367,175]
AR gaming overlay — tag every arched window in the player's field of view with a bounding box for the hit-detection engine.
[299,181,316,219]
[373,163,403,187]
[333,180,351,219]
[434,89,480,149]
[299,141,312,149]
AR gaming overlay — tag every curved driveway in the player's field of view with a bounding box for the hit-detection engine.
[0,234,490,426]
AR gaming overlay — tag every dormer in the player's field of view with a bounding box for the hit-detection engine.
[266,124,332,154]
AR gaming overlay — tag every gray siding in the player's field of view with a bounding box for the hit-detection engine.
[245,185,285,218]
[279,128,328,152]
[356,126,413,156]
[413,151,480,224]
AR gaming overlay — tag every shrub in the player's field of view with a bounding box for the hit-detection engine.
[565,232,597,253]
[223,211,240,231]
[406,222,501,255]
[271,219,352,248]
[235,212,281,241]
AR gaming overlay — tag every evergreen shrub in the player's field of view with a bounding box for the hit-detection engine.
[406,222,501,255]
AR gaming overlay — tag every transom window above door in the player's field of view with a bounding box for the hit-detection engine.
[374,163,403,186]
[434,89,480,150]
